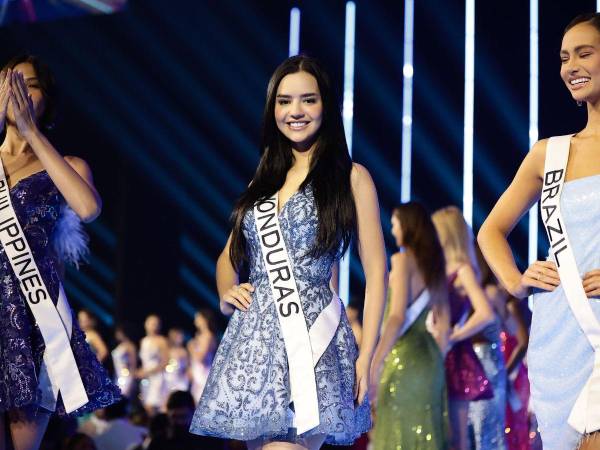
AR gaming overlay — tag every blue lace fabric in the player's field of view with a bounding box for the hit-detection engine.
[0,170,120,415]
[190,186,370,444]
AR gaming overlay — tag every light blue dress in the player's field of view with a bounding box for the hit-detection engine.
[190,186,370,444]
[468,319,507,450]
[529,174,600,449]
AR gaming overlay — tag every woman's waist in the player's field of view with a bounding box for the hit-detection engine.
[249,270,333,287]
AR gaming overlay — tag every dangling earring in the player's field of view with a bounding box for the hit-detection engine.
[577,100,584,107]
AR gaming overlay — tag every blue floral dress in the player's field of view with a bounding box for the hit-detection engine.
[190,186,370,444]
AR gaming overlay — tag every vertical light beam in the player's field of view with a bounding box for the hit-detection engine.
[528,0,539,309]
[529,0,539,266]
[339,1,356,306]
[401,0,414,202]
[289,8,301,57]
[463,0,475,226]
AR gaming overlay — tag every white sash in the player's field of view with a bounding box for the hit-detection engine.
[254,192,341,435]
[0,168,88,413]
[542,135,600,433]
[399,289,429,337]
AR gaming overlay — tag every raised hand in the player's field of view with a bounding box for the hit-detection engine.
[0,69,11,131]
[221,282,254,312]
[9,71,37,137]
[582,269,600,298]
[509,260,560,298]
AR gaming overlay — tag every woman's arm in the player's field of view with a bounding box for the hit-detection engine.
[188,333,215,363]
[10,73,101,222]
[449,264,495,343]
[126,342,138,372]
[370,252,410,377]
[216,233,253,315]
[351,163,388,403]
[478,139,560,298]
[87,330,109,363]
[505,298,529,374]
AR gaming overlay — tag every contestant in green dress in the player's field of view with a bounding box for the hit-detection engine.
[371,202,449,450]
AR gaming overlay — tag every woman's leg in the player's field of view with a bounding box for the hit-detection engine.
[0,413,6,450]
[578,431,600,450]
[247,434,327,450]
[448,399,469,450]
[7,408,51,450]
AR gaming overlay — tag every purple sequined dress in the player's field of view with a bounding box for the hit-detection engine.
[444,272,493,401]
[0,170,120,414]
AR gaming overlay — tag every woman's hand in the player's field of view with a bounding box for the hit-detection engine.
[221,282,254,312]
[583,269,600,298]
[508,260,560,299]
[9,71,37,138]
[355,355,370,406]
[0,69,11,131]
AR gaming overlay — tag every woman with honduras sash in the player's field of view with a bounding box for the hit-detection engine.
[190,55,387,449]
[478,13,600,449]
[0,55,120,450]
[369,202,450,450]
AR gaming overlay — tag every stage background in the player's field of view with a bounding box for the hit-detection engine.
[0,0,592,340]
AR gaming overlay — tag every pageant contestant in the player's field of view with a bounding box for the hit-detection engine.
[478,13,600,450]
[164,327,190,394]
[112,325,138,398]
[0,56,120,449]
[190,55,387,449]
[77,309,109,364]
[138,314,169,415]
[188,309,216,403]
[466,259,508,450]
[431,207,495,450]
[370,203,449,450]
[477,250,530,450]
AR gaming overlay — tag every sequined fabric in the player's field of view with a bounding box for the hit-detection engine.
[190,186,370,444]
[0,171,120,415]
[444,274,493,401]
[372,301,449,450]
[501,331,530,450]
[468,320,507,449]
[529,175,600,449]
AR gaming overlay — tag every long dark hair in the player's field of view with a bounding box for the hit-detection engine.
[229,55,356,270]
[393,202,448,317]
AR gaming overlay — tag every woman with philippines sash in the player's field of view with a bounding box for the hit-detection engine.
[431,207,496,450]
[0,55,120,449]
[478,13,600,450]
[190,55,387,449]
[370,202,449,450]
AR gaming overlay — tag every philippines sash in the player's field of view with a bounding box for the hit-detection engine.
[541,135,600,433]
[0,166,88,413]
[254,192,341,434]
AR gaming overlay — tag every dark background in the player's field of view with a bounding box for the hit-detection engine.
[0,0,593,340]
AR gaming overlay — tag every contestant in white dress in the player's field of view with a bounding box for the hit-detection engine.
[187,309,217,403]
[137,314,169,415]
[165,327,190,393]
[111,325,137,398]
